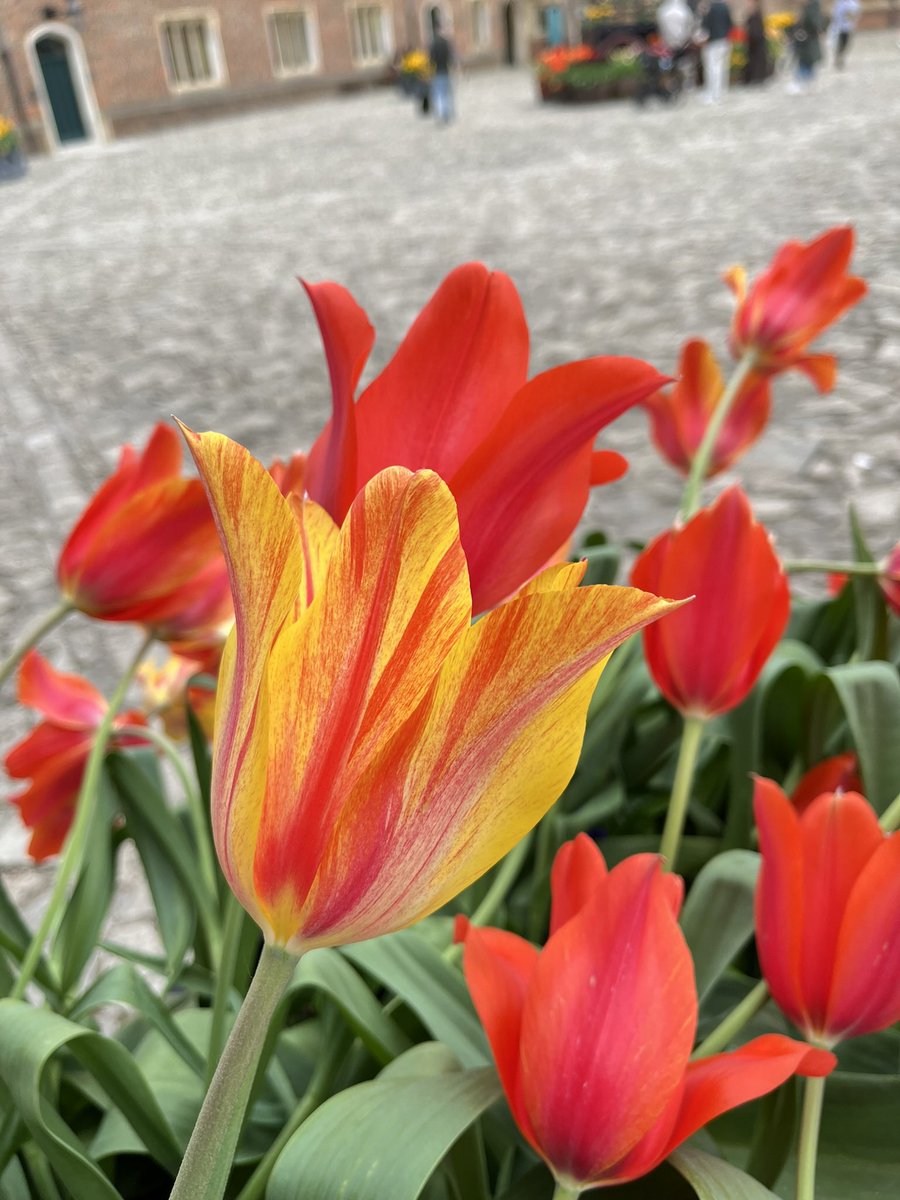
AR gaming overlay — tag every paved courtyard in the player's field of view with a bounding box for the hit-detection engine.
[1,33,898,921]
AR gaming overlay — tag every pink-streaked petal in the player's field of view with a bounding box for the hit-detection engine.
[17,651,106,729]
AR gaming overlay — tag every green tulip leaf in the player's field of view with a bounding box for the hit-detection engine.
[267,1046,501,1200]
[821,662,900,813]
[670,1145,779,1198]
[680,850,760,1003]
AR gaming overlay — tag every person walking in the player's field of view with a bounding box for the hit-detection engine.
[830,0,860,68]
[788,0,824,91]
[700,0,734,103]
[744,0,769,83]
[428,16,456,124]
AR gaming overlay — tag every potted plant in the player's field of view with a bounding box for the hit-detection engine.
[0,115,26,182]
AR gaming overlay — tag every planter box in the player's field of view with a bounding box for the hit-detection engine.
[0,148,27,182]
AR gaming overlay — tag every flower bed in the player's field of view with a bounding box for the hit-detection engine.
[537,44,645,102]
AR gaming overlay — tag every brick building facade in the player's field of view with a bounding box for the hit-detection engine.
[0,0,894,152]
[0,0,546,150]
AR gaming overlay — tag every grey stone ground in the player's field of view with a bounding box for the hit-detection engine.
[1,33,898,939]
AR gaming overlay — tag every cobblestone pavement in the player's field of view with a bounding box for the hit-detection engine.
[1,33,898,936]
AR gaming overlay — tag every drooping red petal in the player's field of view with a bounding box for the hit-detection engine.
[656,1036,836,1164]
[302,280,375,520]
[17,651,106,730]
[590,449,629,485]
[4,722,91,780]
[453,357,668,612]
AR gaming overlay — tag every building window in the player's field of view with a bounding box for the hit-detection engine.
[348,5,391,64]
[160,14,225,89]
[471,0,490,48]
[268,9,318,75]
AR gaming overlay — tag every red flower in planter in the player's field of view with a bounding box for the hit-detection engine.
[642,339,771,478]
[725,227,866,388]
[4,652,147,860]
[57,422,224,626]
[629,487,789,717]
[302,264,667,613]
[755,777,900,1045]
[457,835,835,1192]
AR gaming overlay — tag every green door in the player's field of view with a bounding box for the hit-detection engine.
[37,37,86,143]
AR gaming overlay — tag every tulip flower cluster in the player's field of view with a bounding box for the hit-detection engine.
[1,226,895,1200]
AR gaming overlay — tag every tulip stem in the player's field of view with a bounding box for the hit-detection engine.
[660,715,706,872]
[0,598,74,689]
[117,722,221,951]
[443,833,534,966]
[796,1073,826,1200]
[552,1183,583,1200]
[10,633,153,1001]
[680,351,756,521]
[879,791,900,833]
[783,560,888,577]
[170,943,298,1200]
[692,979,770,1058]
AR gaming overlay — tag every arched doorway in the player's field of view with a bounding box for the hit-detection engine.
[36,36,86,142]
[25,22,104,151]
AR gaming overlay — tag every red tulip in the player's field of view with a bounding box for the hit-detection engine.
[755,777,900,1046]
[4,652,147,860]
[791,753,861,813]
[827,542,900,616]
[630,487,789,717]
[458,835,835,1192]
[642,339,771,479]
[725,227,866,387]
[57,423,224,625]
[302,264,667,612]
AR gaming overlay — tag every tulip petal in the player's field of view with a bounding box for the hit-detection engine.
[452,357,669,612]
[302,280,375,520]
[754,777,807,1030]
[656,1036,836,1165]
[289,497,341,611]
[351,265,530,492]
[792,353,837,394]
[17,651,106,730]
[458,920,541,1151]
[180,426,306,923]
[825,829,900,1039]
[10,740,90,861]
[252,467,472,943]
[518,856,696,1184]
[5,723,90,781]
[590,449,629,485]
[797,791,884,1032]
[791,753,861,813]
[549,833,608,935]
[291,581,678,950]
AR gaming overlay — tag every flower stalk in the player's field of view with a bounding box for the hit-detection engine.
[796,1073,827,1200]
[680,350,756,520]
[169,943,298,1200]
[0,599,73,689]
[693,980,771,1059]
[552,1183,582,1200]
[660,715,706,872]
[10,632,153,1001]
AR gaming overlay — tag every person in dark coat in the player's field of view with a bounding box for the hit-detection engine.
[744,0,769,83]
[788,0,823,90]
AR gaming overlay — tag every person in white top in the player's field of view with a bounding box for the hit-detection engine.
[830,0,860,68]
[657,0,695,50]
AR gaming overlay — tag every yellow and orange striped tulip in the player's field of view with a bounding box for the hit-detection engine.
[181,426,678,953]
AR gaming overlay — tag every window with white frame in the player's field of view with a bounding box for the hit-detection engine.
[160,14,224,88]
[471,0,490,49]
[268,9,318,75]
[348,5,390,64]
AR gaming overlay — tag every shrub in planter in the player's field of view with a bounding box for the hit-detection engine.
[0,115,26,181]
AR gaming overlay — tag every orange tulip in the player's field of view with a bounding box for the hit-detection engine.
[725,227,866,387]
[181,426,677,952]
[630,487,789,717]
[138,652,217,742]
[457,835,835,1192]
[4,652,147,860]
[57,423,224,625]
[642,339,771,478]
[755,777,900,1046]
[302,264,667,612]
